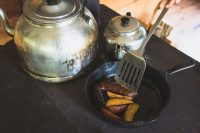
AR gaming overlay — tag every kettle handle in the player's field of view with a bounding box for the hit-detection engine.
[80,0,91,23]
[0,8,14,37]
[46,0,61,5]
[81,0,87,7]
[81,0,87,13]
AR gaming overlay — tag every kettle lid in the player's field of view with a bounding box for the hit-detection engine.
[108,15,141,36]
[23,0,81,23]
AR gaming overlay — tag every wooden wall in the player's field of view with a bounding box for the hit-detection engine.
[100,0,162,28]
[0,0,21,45]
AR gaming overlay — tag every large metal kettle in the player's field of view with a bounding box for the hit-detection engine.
[0,0,98,83]
[104,12,146,60]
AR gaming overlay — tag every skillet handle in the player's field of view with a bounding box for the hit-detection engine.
[168,59,196,76]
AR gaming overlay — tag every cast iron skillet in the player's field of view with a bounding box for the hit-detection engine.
[85,60,196,128]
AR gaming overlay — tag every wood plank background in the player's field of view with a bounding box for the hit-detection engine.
[100,0,200,61]
[0,0,21,45]
[100,0,162,28]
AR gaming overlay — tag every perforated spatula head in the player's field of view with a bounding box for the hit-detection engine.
[115,51,146,92]
[115,7,168,92]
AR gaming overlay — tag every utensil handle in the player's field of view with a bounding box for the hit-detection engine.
[139,7,168,54]
[46,0,61,5]
[168,59,196,76]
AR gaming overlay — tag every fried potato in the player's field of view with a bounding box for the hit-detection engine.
[124,103,139,122]
[107,91,133,100]
[99,81,132,96]
[106,105,127,113]
[101,108,121,120]
[106,98,133,106]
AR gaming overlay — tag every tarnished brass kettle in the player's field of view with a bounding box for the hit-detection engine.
[0,0,98,83]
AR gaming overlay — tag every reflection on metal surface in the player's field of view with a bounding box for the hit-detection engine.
[104,15,146,60]
[15,9,98,82]
[0,0,98,83]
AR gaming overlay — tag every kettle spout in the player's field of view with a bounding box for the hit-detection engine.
[0,8,14,37]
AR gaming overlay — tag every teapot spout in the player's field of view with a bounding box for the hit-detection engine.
[0,8,14,37]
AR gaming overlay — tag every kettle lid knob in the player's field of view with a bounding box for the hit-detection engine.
[23,0,81,23]
[126,12,131,16]
[121,17,130,27]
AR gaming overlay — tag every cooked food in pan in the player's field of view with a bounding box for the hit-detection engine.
[86,62,171,127]
[93,81,140,122]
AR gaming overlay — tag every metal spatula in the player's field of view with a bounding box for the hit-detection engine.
[115,8,168,92]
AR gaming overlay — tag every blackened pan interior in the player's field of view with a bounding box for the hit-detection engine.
[85,62,171,128]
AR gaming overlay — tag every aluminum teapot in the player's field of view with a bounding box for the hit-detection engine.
[0,0,98,83]
[104,12,146,60]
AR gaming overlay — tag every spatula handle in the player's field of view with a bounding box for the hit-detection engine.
[139,7,168,54]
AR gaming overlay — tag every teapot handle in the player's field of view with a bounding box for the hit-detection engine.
[46,0,61,5]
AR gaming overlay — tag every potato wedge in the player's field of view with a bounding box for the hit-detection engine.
[101,108,121,120]
[107,91,132,100]
[124,103,139,122]
[106,98,133,106]
[106,105,127,113]
[99,82,132,96]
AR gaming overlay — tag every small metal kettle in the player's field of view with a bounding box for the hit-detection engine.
[0,0,98,83]
[104,12,146,60]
